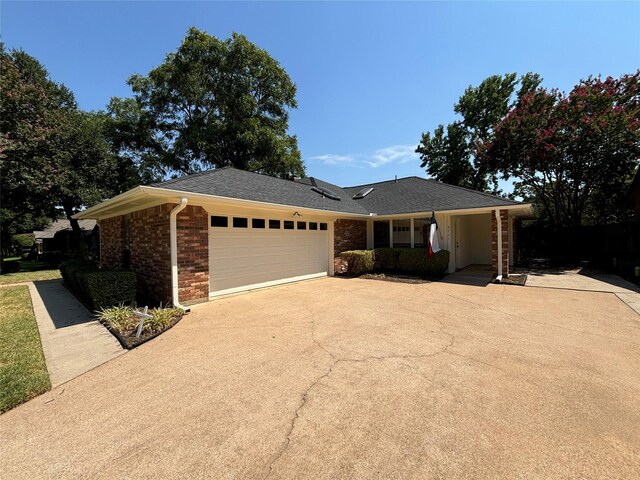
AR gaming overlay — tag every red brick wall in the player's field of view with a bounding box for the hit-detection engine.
[334,219,367,257]
[129,204,173,305]
[491,209,509,277]
[99,216,124,269]
[99,203,210,306]
[176,205,209,304]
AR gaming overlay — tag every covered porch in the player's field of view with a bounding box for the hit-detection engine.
[365,206,529,279]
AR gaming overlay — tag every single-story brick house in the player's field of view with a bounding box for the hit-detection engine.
[74,167,532,307]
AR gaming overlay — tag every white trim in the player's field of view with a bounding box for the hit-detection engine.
[209,272,327,298]
[372,204,532,219]
[328,221,335,275]
[366,219,374,249]
[410,217,415,248]
[170,198,189,309]
[495,209,503,281]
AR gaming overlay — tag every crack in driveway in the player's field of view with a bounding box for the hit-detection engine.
[262,305,456,479]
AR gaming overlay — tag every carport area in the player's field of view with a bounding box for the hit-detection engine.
[1,278,639,479]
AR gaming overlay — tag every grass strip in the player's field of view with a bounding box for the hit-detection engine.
[0,285,51,413]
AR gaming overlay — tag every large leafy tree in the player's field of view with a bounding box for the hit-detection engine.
[416,73,541,193]
[0,46,129,252]
[109,27,304,179]
[478,72,640,231]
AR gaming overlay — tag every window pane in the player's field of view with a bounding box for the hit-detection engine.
[233,217,248,228]
[211,216,228,227]
[269,219,280,229]
[284,220,294,230]
[297,221,306,230]
[309,222,318,230]
[252,218,265,229]
[320,223,328,231]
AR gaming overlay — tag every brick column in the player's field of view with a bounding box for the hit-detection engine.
[333,219,367,257]
[176,205,209,304]
[491,209,509,278]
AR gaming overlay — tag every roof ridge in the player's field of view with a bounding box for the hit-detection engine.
[342,175,420,190]
[421,178,520,204]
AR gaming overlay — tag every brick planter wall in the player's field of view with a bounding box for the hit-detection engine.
[491,209,509,277]
[176,205,209,304]
[334,219,367,257]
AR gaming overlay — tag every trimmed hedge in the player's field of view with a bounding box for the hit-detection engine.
[375,248,401,270]
[339,250,375,276]
[398,249,450,277]
[1,258,21,274]
[337,248,450,278]
[60,260,136,310]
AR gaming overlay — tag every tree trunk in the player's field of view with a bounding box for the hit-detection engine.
[63,204,87,258]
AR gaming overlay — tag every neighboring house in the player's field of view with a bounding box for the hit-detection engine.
[74,167,532,306]
[33,219,97,254]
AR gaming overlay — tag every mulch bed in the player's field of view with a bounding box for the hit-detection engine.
[359,272,433,284]
[100,313,185,350]
[499,274,528,286]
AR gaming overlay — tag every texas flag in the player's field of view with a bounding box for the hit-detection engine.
[428,211,441,257]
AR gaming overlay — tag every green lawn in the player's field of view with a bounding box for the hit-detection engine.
[0,285,51,413]
[0,259,61,285]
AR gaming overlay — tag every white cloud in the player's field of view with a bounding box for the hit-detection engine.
[364,144,419,168]
[309,144,419,169]
[310,154,355,165]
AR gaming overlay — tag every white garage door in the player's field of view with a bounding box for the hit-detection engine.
[209,216,329,297]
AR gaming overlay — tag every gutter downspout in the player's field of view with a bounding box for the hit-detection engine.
[170,198,189,310]
[495,209,503,283]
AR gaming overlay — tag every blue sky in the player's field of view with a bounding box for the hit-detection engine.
[3,1,639,188]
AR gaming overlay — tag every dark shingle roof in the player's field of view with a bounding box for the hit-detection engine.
[152,167,521,216]
[153,167,369,215]
[343,177,519,215]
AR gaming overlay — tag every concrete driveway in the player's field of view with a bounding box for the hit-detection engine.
[1,278,639,479]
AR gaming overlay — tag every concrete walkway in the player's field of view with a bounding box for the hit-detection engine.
[527,268,640,315]
[27,280,124,386]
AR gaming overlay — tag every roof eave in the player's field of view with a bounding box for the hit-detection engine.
[371,203,533,218]
[74,185,373,220]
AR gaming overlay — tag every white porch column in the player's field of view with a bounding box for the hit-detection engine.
[389,219,394,247]
[366,219,374,249]
[410,218,415,248]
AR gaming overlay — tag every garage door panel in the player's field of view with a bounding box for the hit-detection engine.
[209,222,329,296]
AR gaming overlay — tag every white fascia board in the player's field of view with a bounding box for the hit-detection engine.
[370,203,533,219]
[73,187,147,219]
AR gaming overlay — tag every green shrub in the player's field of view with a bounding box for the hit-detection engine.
[1,258,21,274]
[60,260,136,310]
[375,248,403,270]
[12,234,34,252]
[96,304,136,334]
[339,250,375,276]
[398,249,450,277]
[82,270,136,310]
[142,307,184,334]
[372,248,450,277]
[59,260,98,295]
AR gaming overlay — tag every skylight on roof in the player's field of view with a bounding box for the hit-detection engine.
[311,186,341,201]
[352,187,374,199]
